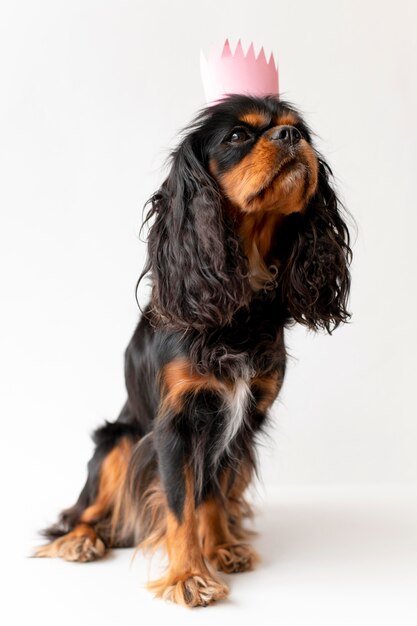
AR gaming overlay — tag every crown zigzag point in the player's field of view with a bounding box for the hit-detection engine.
[200,38,279,104]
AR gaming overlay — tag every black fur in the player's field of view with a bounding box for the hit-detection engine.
[141,139,252,331]
[275,158,351,331]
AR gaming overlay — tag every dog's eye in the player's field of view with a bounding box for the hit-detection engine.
[227,128,251,144]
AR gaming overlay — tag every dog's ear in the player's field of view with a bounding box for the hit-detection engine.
[277,158,352,332]
[141,133,250,330]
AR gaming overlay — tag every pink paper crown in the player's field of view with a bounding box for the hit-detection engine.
[200,39,279,104]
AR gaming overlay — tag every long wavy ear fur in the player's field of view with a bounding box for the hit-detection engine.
[140,133,251,330]
[277,158,352,332]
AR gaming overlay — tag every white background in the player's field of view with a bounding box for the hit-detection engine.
[1,0,417,624]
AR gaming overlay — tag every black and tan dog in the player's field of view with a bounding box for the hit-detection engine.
[35,95,351,607]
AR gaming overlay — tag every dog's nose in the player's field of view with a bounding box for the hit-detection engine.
[270,125,302,145]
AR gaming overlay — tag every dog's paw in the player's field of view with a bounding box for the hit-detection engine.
[34,525,106,563]
[208,542,259,573]
[148,571,229,607]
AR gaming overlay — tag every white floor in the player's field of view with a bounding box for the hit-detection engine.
[10,485,417,625]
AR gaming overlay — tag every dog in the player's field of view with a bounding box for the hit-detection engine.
[35,94,351,607]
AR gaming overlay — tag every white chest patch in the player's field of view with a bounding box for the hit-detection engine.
[222,377,252,452]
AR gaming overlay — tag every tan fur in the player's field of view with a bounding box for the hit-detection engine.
[147,469,229,607]
[81,438,132,524]
[34,523,106,562]
[223,462,256,541]
[239,112,269,127]
[238,211,284,290]
[160,358,229,415]
[273,113,298,127]
[240,112,299,129]
[160,358,237,417]
[134,479,168,552]
[219,133,318,214]
[35,438,133,560]
[198,498,259,573]
[252,371,283,413]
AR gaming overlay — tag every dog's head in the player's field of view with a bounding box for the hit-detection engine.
[142,95,351,332]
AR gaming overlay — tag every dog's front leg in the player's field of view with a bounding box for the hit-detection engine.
[148,359,229,607]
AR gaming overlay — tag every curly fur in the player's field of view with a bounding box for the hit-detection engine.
[140,134,252,331]
[275,158,351,331]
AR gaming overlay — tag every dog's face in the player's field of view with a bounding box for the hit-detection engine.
[202,97,319,215]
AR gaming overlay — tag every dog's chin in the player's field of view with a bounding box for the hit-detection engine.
[243,160,310,215]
